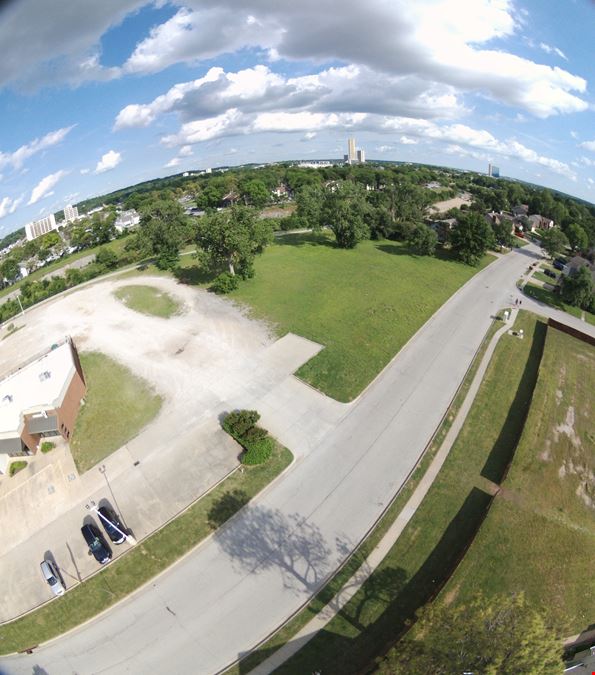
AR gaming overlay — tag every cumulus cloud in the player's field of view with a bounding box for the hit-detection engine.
[0,125,74,171]
[580,140,595,152]
[0,195,24,219]
[28,170,68,205]
[95,150,122,174]
[400,136,418,144]
[538,42,568,61]
[164,157,182,168]
[119,0,586,118]
[80,168,90,175]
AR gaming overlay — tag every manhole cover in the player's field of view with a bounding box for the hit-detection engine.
[67,473,76,482]
[47,485,55,494]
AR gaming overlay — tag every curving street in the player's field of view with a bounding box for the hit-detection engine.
[3,244,593,675]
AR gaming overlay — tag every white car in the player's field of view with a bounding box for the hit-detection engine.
[40,559,65,596]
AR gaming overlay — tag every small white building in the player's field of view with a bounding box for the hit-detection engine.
[114,209,140,233]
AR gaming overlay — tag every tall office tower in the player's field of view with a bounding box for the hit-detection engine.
[357,149,366,163]
[63,204,79,223]
[25,213,58,241]
[348,137,357,163]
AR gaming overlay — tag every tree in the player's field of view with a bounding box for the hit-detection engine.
[492,219,514,249]
[138,198,191,269]
[561,266,594,310]
[450,211,495,265]
[321,182,369,248]
[241,179,269,209]
[196,206,273,278]
[295,184,324,230]
[540,228,569,259]
[1,258,20,284]
[407,223,438,256]
[377,593,561,675]
[565,223,588,252]
[95,247,119,269]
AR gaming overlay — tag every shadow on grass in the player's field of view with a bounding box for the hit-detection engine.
[172,264,213,286]
[244,488,494,675]
[207,489,250,529]
[524,284,565,311]
[274,231,337,248]
[480,320,547,484]
[375,242,459,264]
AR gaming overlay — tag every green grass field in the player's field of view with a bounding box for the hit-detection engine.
[444,326,595,635]
[0,442,292,655]
[524,282,594,323]
[275,311,547,674]
[114,284,181,318]
[231,234,493,401]
[71,352,162,473]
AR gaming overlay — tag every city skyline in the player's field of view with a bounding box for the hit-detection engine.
[0,0,594,236]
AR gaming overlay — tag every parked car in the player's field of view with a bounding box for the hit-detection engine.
[40,559,65,596]
[544,269,557,279]
[553,260,565,271]
[98,506,126,544]
[81,523,112,564]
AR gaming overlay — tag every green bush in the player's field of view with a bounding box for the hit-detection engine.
[211,272,240,294]
[241,437,273,465]
[223,410,260,439]
[9,461,27,477]
[40,441,56,453]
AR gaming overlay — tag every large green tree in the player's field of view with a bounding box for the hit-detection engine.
[321,182,369,248]
[407,223,438,256]
[196,206,273,278]
[138,198,191,269]
[540,228,569,259]
[450,211,494,264]
[377,593,561,675]
[565,223,588,252]
[295,184,324,230]
[1,258,20,284]
[561,266,594,311]
[241,179,269,209]
[492,219,514,249]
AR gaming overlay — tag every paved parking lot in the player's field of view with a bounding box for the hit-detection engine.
[0,275,347,620]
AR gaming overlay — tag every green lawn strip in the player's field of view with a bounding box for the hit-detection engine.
[114,284,181,318]
[227,313,505,675]
[533,270,558,285]
[232,234,493,402]
[0,237,130,300]
[0,443,292,655]
[524,282,583,319]
[513,236,529,247]
[71,352,162,473]
[446,327,595,635]
[275,311,545,675]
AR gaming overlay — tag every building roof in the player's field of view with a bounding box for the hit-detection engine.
[0,341,77,437]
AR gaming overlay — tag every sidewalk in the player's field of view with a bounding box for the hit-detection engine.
[249,308,519,675]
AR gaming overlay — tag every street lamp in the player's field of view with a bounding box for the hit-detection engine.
[85,499,137,546]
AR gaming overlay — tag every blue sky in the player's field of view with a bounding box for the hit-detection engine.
[0,0,594,235]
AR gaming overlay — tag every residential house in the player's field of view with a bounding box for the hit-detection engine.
[114,209,140,233]
[511,204,529,218]
[527,214,554,232]
[429,218,457,243]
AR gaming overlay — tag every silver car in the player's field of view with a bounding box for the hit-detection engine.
[40,559,65,596]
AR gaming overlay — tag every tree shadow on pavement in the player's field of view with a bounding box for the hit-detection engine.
[214,505,332,595]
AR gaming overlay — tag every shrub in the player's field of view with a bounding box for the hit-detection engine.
[223,410,260,439]
[241,437,273,465]
[40,441,56,453]
[243,425,268,443]
[211,272,239,294]
[9,461,27,477]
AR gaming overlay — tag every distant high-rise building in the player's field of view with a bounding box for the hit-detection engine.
[488,163,500,178]
[348,137,357,163]
[25,214,58,242]
[357,149,366,163]
[63,204,79,223]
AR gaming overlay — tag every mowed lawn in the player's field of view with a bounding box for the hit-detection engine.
[445,326,595,635]
[114,284,181,318]
[233,234,493,401]
[71,352,162,473]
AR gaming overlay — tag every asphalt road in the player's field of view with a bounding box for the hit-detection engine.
[3,245,592,675]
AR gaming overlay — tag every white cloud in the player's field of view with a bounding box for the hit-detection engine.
[377,145,393,153]
[95,150,122,174]
[538,42,568,61]
[0,125,74,171]
[118,0,586,118]
[80,168,90,175]
[587,178,594,187]
[400,136,417,144]
[580,140,595,153]
[570,131,578,140]
[164,157,181,168]
[179,145,193,157]
[27,170,68,205]
[303,132,317,140]
[580,156,595,167]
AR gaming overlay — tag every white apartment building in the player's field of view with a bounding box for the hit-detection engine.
[114,209,140,233]
[25,214,58,242]
[63,204,79,223]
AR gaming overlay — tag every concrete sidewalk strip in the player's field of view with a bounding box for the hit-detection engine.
[249,309,518,675]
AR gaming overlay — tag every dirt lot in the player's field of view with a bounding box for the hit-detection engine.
[0,275,343,620]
